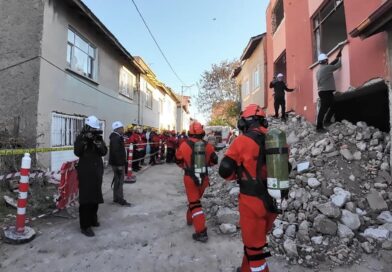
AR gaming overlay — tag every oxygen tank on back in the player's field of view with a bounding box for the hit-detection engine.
[194,141,207,175]
[265,128,290,210]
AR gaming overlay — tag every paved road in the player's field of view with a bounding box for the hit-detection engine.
[1,164,391,272]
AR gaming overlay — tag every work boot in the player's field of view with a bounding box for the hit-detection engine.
[118,199,131,207]
[192,230,208,243]
[316,127,328,133]
[92,221,100,227]
[81,227,95,237]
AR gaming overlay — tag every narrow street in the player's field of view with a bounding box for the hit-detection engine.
[0,162,390,272]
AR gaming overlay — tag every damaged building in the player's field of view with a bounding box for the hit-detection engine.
[0,0,187,170]
[265,0,392,166]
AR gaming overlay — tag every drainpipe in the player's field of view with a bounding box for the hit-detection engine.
[137,74,141,125]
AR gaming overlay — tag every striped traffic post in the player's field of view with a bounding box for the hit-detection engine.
[3,153,36,244]
[124,144,136,183]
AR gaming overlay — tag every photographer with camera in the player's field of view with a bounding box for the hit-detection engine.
[74,115,107,237]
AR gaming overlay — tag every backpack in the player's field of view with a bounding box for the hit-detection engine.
[237,130,278,213]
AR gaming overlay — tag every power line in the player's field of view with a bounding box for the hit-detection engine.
[130,0,186,86]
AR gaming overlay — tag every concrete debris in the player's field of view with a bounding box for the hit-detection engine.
[273,228,284,239]
[219,223,237,234]
[311,236,323,245]
[330,188,351,208]
[366,191,388,212]
[307,177,321,188]
[314,214,338,235]
[283,239,299,257]
[340,149,354,161]
[297,161,310,172]
[287,131,300,145]
[337,223,355,239]
[3,195,17,208]
[381,241,392,250]
[377,211,392,224]
[362,227,390,240]
[316,202,341,218]
[216,207,240,226]
[340,209,361,230]
[207,113,392,267]
[361,242,373,254]
[228,187,240,197]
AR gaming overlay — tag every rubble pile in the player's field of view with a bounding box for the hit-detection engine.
[204,113,392,267]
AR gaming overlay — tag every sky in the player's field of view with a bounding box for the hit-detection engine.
[82,0,268,121]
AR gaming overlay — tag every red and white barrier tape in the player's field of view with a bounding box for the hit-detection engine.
[0,170,61,183]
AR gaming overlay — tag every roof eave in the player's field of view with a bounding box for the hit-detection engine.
[240,33,266,61]
[350,0,392,39]
[69,0,136,64]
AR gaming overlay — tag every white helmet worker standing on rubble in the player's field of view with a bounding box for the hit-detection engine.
[316,47,343,133]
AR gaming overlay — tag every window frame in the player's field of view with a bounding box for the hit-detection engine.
[51,113,105,147]
[242,78,250,98]
[146,88,153,109]
[272,0,284,34]
[66,27,97,80]
[253,67,260,90]
[312,0,346,60]
[119,66,136,100]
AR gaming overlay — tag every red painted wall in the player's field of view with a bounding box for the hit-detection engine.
[265,3,274,115]
[284,0,315,121]
[265,0,389,124]
[344,0,389,87]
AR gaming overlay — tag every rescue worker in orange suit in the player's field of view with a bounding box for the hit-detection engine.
[149,130,160,165]
[140,128,148,165]
[219,104,286,272]
[175,122,218,242]
[166,130,177,163]
[126,126,143,172]
[177,130,188,148]
[159,131,167,161]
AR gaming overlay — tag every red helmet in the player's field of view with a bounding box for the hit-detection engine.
[189,121,204,135]
[241,104,266,119]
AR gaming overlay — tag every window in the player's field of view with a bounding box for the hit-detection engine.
[51,113,104,147]
[146,89,153,109]
[119,67,136,99]
[313,0,347,60]
[272,0,284,33]
[242,79,250,97]
[274,52,287,79]
[253,68,260,89]
[67,28,96,79]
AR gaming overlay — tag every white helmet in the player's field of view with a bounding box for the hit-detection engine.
[318,53,328,62]
[277,73,284,78]
[85,115,100,129]
[112,121,123,130]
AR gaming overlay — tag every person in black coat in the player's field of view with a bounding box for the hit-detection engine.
[269,73,294,121]
[74,116,107,237]
[109,121,131,207]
